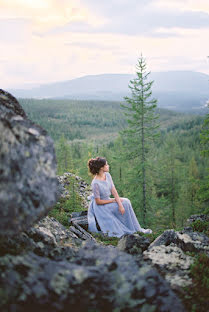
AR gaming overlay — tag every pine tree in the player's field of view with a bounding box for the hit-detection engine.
[121,55,160,226]
[198,102,209,213]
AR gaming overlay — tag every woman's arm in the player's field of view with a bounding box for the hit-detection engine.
[93,183,114,205]
[95,198,115,205]
[111,186,125,215]
[111,186,122,205]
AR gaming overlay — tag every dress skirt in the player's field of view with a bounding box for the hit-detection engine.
[88,194,152,238]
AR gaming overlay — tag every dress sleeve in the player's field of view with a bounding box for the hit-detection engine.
[108,173,115,189]
[92,182,100,198]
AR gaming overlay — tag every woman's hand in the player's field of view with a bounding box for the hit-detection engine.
[111,198,124,203]
[118,204,125,215]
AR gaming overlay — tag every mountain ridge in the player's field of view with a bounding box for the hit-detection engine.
[8,71,209,112]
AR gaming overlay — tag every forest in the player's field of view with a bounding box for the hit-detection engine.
[19,91,209,232]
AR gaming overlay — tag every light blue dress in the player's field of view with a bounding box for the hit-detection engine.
[87,172,152,238]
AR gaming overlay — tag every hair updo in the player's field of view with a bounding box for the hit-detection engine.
[88,157,107,175]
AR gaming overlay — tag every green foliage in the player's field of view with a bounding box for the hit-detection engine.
[20,95,209,232]
[48,202,70,227]
[121,55,160,226]
[90,232,120,246]
[200,103,209,157]
[19,98,127,142]
[183,253,209,312]
[191,220,209,236]
[48,175,86,227]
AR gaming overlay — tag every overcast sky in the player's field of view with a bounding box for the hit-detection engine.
[1,0,209,88]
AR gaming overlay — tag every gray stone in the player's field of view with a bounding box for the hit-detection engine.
[0,240,185,312]
[0,89,27,119]
[143,244,194,291]
[148,230,177,249]
[117,233,151,255]
[186,213,209,225]
[148,228,209,255]
[0,90,58,235]
[175,229,209,255]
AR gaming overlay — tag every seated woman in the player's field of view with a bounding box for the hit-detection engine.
[87,156,152,238]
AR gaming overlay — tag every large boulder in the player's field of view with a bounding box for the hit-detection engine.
[117,233,151,255]
[0,89,27,118]
[142,226,209,293]
[143,244,194,291]
[148,228,209,255]
[0,240,185,312]
[0,89,58,235]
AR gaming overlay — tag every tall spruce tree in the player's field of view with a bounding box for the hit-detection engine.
[199,102,209,213]
[121,55,159,225]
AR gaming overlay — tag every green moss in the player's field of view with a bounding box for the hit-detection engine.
[182,253,209,312]
[191,220,209,236]
[90,232,120,246]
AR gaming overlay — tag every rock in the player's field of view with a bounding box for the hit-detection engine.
[148,228,209,255]
[148,230,177,249]
[117,233,151,255]
[0,90,58,236]
[143,244,194,292]
[71,211,88,218]
[27,216,79,243]
[186,213,209,225]
[69,223,96,241]
[69,211,88,230]
[0,216,83,260]
[0,89,27,119]
[175,228,209,255]
[142,226,209,295]
[0,240,185,312]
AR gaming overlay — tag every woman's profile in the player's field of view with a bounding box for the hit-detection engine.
[87,156,152,238]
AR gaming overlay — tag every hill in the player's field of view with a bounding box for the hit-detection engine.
[19,98,205,143]
[10,71,209,113]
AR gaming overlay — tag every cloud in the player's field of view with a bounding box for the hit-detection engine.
[0,0,209,88]
[0,18,32,43]
[46,3,209,38]
[64,40,119,50]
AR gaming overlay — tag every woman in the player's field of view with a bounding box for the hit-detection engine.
[87,156,152,238]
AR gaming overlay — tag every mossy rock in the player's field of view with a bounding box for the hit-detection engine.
[182,252,209,312]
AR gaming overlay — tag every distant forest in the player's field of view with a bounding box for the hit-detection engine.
[20,98,209,230]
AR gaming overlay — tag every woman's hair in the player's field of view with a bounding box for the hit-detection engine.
[88,157,107,175]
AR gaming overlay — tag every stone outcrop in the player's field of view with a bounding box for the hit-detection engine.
[69,211,88,230]
[0,89,58,235]
[147,228,209,255]
[116,218,209,296]
[143,244,194,291]
[0,240,184,312]
[0,88,27,118]
[117,233,151,255]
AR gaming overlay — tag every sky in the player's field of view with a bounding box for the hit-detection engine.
[1,0,209,89]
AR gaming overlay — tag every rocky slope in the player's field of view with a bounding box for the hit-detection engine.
[0,89,208,312]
